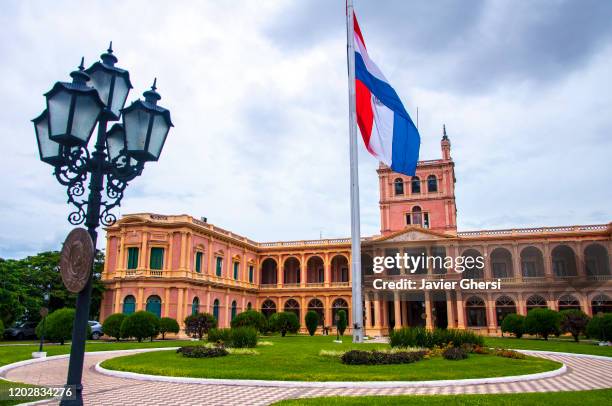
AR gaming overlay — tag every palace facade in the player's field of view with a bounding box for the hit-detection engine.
[100,129,612,336]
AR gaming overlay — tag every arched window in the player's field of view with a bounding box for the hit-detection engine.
[331,255,349,283]
[592,294,612,315]
[558,294,581,311]
[283,257,301,285]
[308,298,325,326]
[584,244,611,276]
[551,245,577,277]
[411,206,422,227]
[520,246,545,277]
[526,295,547,312]
[361,253,374,276]
[261,299,276,319]
[491,248,513,278]
[465,296,487,327]
[411,176,421,194]
[284,298,300,319]
[332,298,349,326]
[247,302,252,310]
[394,178,404,195]
[191,297,200,315]
[122,295,136,314]
[462,249,484,279]
[495,296,516,324]
[145,295,162,317]
[212,299,220,321]
[427,175,437,193]
[261,258,278,285]
[307,256,325,283]
[231,300,237,321]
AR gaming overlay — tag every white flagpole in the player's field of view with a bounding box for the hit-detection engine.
[346,0,363,343]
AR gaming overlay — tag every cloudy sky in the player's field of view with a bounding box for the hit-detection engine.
[1,0,611,259]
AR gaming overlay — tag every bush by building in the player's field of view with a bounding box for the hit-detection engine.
[230,310,267,333]
[524,308,560,340]
[389,327,484,349]
[586,313,612,341]
[120,311,160,342]
[229,327,258,348]
[442,346,468,360]
[559,309,590,342]
[184,312,217,339]
[207,328,232,344]
[159,317,180,339]
[268,312,300,337]
[305,311,319,336]
[177,346,228,358]
[336,309,347,336]
[35,308,88,345]
[500,314,525,338]
[102,313,127,341]
[341,349,427,365]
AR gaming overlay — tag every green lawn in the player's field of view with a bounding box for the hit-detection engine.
[484,336,612,357]
[273,389,612,405]
[100,336,559,381]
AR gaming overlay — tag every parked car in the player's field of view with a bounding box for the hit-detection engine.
[88,320,103,340]
[4,321,38,340]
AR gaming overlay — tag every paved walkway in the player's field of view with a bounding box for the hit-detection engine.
[1,350,611,405]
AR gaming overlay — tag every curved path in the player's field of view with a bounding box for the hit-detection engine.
[1,350,611,405]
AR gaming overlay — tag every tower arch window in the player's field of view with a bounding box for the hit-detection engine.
[411,176,421,194]
[394,178,404,195]
[427,175,437,192]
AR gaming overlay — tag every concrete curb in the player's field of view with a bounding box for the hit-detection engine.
[93,348,568,389]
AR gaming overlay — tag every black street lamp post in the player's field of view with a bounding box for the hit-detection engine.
[32,43,173,405]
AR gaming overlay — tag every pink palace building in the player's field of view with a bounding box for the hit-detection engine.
[99,128,612,336]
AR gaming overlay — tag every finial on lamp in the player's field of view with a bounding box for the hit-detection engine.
[101,41,118,66]
[70,57,89,84]
[143,78,161,104]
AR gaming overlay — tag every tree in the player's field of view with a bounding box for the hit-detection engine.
[184,313,217,339]
[230,310,267,333]
[159,317,180,339]
[0,319,4,340]
[120,311,160,342]
[305,311,319,336]
[36,308,89,345]
[268,312,299,337]
[337,310,348,336]
[524,308,560,340]
[501,314,525,338]
[559,309,590,342]
[586,314,612,341]
[103,313,127,341]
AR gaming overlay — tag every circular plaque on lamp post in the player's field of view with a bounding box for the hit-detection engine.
[60,228,94,293]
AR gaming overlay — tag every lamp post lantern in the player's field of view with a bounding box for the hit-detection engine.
[33,43,172,405]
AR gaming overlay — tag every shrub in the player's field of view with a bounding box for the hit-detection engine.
[336,310,348,336]
[501,314,525,338]
[586,314,612,341]
[177,346,228,358]
[389,327,484,349]
[305,311,319,336]
[443,346,468,360]
[35,308,89,345]
[559,309,590,342]
[495,349,526,359]
[159,317,180,339]
[184,313,217,339]
[0,319,4,340]
[524,308,560,340]
[230,327,258,348]
[120,311,160,342]
[341,350,427,365]
[207,328,232,344]
[103,313,127,341]
[268,312,300,337]
[230,310,267,333]
[473,345,490,355]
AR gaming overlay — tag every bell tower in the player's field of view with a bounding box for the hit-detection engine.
[378,125,457,235]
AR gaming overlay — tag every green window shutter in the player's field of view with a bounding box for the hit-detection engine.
[216,257,222,276]
[127,247,139,269]
[233,262,239,279]
[195,252,202,273]
[150,247,164,270]
[123,296,135,314]
[249,266,254,283]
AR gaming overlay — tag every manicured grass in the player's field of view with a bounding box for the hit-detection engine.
[0,340,197,367]
[101,336,560,381]
[484,336,612,357]
[272,389,612,405]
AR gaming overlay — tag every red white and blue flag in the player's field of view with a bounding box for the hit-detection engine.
[353,14,420,176]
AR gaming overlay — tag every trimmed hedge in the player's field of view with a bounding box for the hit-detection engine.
[159,317,180,339]
[184,313,217,340]
[230,327,258,348]
[268,312,300,337]
[230,310,267,333]
[341,350,427,365]
[103,313,127,341]
[586,314,612,341]
[559,310,590,342]
[337,309,347,336]
[501,314,525,338]
[35,308,90,345]
[208,328,232,344]
[305,311,319,336]
[525,308,560,340]
[389,327,484,349]
[120,311,160,342]
[177,346,228,358]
